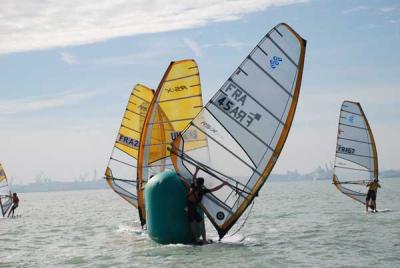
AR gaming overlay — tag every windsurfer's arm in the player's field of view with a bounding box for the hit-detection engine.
[177,173,191,188]
[193,167,200,179]
[209,181,227,192]
[176,167,200,189]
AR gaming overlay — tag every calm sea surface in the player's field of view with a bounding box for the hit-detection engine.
[1,178,399,267]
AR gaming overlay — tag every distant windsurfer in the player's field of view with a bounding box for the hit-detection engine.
[7,193,19,218]
[366,179,380,212]
[186,167,226,245]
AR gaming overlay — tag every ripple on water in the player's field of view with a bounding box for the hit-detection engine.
[1,181,400,267]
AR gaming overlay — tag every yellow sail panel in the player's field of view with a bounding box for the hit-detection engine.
[105,84,154,208]
[332,101,378,206]
[152,59,206,161]
[114,84,154,158]
[158,96,207,152]
[147,107,169,164]
[171,23,307,239]
[0,163,13,217]
[137,59,205,226]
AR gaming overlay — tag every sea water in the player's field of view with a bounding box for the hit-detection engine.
[1,179,399,267]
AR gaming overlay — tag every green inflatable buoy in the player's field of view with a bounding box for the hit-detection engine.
[144,170,203,244]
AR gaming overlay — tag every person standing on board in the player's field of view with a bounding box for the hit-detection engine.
[7,193,19,218]
[366,179,380,212]
[186,167,226,245]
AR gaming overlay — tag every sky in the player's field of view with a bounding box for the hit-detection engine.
[0,0,399,183]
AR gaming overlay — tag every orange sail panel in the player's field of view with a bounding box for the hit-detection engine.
[332,101,379,205]
[171,23,307,239]
[137,59,204,226]
[105,84,154,208]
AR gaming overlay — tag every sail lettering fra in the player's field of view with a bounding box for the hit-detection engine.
[215,82,262,127]
[118,134,140,148]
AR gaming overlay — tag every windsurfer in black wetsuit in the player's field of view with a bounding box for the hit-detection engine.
[7,193,19,218]
[366,178,381,212]
[186,167,226,245]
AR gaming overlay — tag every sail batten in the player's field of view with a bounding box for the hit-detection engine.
[333,101,378,206]
[190,121,259,172]
[171,23,306,238]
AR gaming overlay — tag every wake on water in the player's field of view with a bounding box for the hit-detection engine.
[0,214,22,220]
[116,224,146,235]
[115,223,247,246]
[112,206,391,247]
[211,234,246,244]
[366,208,392,214]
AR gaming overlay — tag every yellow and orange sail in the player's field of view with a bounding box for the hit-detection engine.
[105,84,154,208]
[137,59,205,226]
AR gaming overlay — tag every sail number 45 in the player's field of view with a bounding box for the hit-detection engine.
[215,93,261,128]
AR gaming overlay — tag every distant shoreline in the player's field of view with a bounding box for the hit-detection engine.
[12,179,108,193]
[11,170,400,193]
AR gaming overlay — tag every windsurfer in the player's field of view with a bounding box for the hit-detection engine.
[7,193,19,218]
[366,179,380,212]
[186,167,226,245]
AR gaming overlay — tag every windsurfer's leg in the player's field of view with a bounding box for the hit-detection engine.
[190,221,198,243]
[7,207,13,218]
[201,220,207,242]
[366,191,371,212]
[371,192,376,211]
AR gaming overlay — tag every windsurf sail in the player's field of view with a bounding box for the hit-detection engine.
[137,59,205,226]
[0,163,13,217]
[333,101,378,205]
[105,84,154,208]
[171,23,307,239]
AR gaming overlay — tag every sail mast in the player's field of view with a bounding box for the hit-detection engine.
[360,104,379,179]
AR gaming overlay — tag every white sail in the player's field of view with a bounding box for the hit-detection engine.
[0,163,12,217]
[333,101,378,205]
[171,23,306,238]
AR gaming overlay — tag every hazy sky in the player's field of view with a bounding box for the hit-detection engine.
[0,0,399,183]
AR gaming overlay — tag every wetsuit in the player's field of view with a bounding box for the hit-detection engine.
[11,195,19,210]
[187,184,210,222]
[8,195,19,217]
[366,181,379,202]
